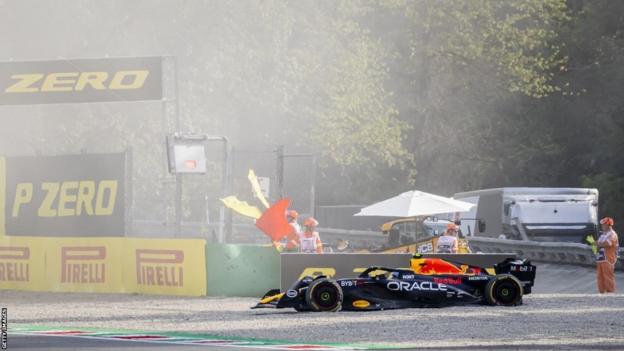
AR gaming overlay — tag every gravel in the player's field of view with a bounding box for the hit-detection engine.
[2,290,624,349]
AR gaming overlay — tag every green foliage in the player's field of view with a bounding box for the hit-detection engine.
[582,173,624,230]
[283,2,413,170]
[386,0,570,98]
[309,26,411,168]
[301,0,574,199]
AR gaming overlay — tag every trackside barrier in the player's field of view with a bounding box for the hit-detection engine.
[45,237,125,293]
[320,227,384,249]
[0,236,47,291]
[205,244,280,297]
[467,236,624,271]
[0,236,207,296]
[0,156,5,237]
[125,238,207,296]
[320,227,624,271]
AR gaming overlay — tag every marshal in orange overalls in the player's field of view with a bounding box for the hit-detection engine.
[597,217,619,293]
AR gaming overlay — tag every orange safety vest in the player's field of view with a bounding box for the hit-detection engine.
[284,222,301,250]
[597,230,619,265]
[299,231,323,253]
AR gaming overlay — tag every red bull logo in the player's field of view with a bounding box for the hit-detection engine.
[136,249,184,287]
[0,246,30,282]
[433,277,462,285]
[61,246,106,283]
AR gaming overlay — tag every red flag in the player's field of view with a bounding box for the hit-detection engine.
[255,198,293,241]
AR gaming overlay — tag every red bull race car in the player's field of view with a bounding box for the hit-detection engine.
[253,255,536,312]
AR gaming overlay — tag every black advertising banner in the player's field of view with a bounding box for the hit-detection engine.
[279,253,515,290]
[4,153,125,236]
[280,253,412,290]
[0,57,162,105]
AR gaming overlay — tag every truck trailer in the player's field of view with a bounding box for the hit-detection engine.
[453,187,598,242]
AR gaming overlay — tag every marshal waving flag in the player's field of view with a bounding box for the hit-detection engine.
[254,198,292,242]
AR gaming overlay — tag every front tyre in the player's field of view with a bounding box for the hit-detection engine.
[485,274,523,306]
[305,279,343,312]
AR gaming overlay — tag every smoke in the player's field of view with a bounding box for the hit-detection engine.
[0,1,598,235]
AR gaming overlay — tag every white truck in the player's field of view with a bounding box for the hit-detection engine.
[453,188,599,242]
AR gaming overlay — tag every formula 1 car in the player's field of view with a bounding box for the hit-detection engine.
[253,255,536,311]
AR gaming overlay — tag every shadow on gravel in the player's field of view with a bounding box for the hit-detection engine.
[250,311,300,316]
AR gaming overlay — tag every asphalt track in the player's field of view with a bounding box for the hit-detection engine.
[9,333,624,351]
[10,334,290,351]
[9,334,181,351]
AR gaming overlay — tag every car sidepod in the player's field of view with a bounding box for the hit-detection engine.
[337,274,484,311]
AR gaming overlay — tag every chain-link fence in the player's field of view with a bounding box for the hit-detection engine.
[228,147,315,243]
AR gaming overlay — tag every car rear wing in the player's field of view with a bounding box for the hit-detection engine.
[494,258,537,293]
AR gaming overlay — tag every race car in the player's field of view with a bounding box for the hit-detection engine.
[253,255,536,312]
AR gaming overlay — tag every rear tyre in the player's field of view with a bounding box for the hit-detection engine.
[485,274,523,306]
[305,279,343,312]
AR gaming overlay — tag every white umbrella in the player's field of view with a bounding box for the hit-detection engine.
[354,190,474,217]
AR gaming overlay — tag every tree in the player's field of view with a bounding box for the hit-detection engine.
[313,0,573,202]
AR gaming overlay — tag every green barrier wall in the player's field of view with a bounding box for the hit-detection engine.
[205,244,280,297]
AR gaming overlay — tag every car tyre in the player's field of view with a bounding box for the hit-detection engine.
[485,274,523,306]
[305,279,343,312]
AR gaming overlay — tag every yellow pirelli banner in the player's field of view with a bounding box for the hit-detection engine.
[0,236,47,291]
[45,237,125,293]
[123,238,207,296]
[0,236,207,296]
[0,156,5,237]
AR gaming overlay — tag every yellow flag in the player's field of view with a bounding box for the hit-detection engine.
[248,169,270,209]
[220,196,262,219]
